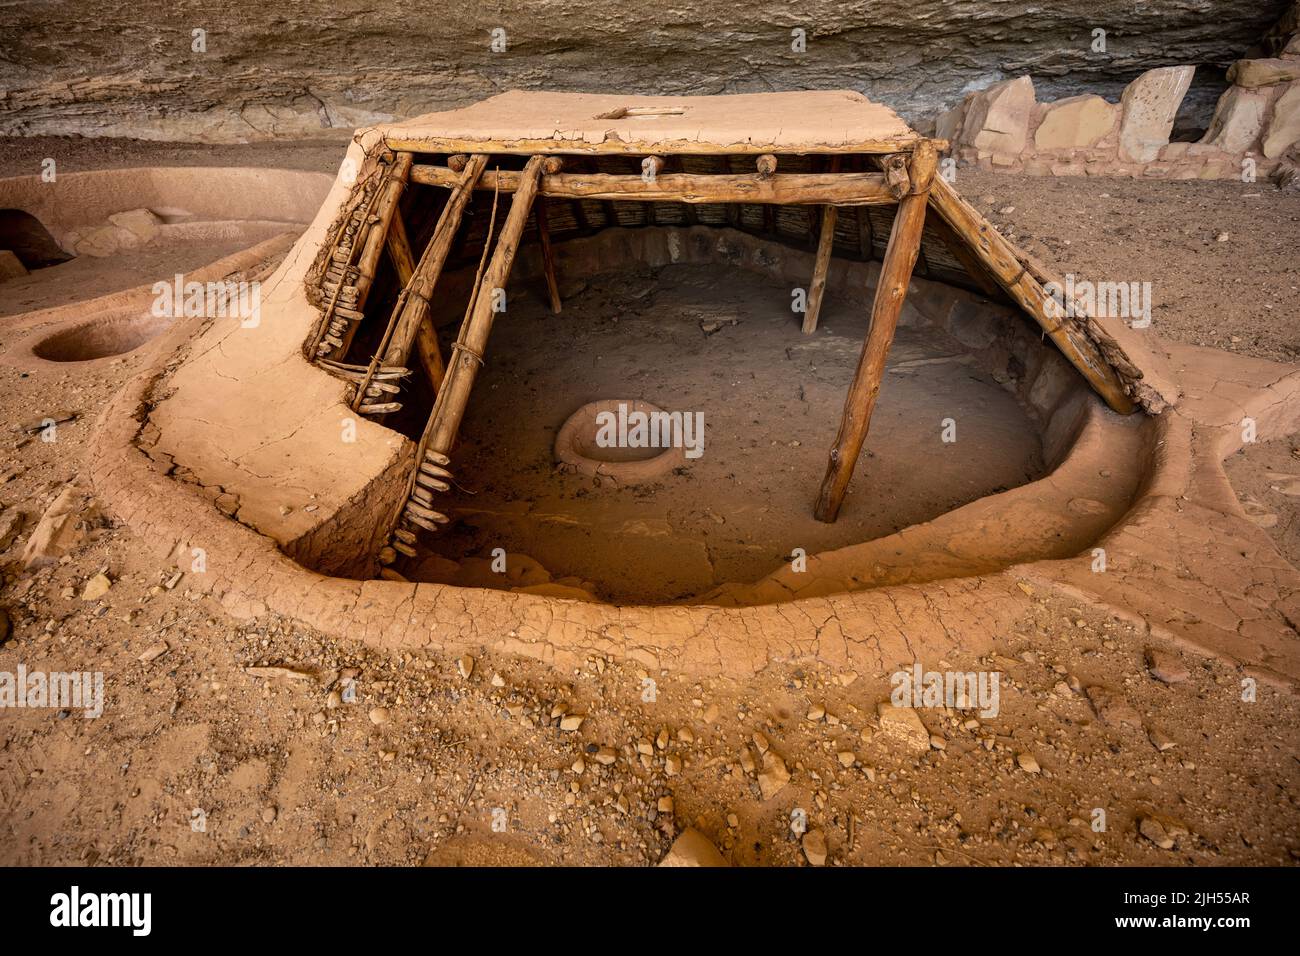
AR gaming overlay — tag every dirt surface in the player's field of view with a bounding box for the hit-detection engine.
[0,241,284,321]
[1,140,1298,866]
[1225,436,1300,569]
[959,168,1300,364]
[418,263,1044,603]
[2,516,1298,865]
[0,136,344,179]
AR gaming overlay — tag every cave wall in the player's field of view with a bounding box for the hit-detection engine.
[0,1,1290,143]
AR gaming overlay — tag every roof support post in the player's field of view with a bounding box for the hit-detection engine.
[389,154,546,544]
[376,154,489,387]
[814,141,938,523]
[802,157,842,334]
[534,197,563,314]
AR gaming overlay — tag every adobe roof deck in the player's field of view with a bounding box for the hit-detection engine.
[383,90,924,156]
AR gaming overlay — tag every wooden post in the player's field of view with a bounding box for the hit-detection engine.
[802,158,841,334]
[326,151,412,360]
[814,141,938,523]
[422,155,546,456]
[377,154,488,378]
[856,206,874,260]
[413,317,446,391]
[385,212,416,286]
[534,198,562,314]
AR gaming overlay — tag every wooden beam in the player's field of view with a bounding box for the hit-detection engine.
[410,165,895,206]
[377,154,488,377]
[422,155,546,455]
[803,205,839,334]
[385,211,416,286]
[534,199,563,314]
[387,134,934,158]
[326,151,412,360]
[926,176,1135,415]
[802,157,842,334]
[413,315,446,391]
[814,141,939,523]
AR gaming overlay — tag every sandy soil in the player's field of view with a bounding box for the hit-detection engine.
[0,243,282,320]
[0,137,1297,867]
[0,137,344,178]
[959,169,1300,365]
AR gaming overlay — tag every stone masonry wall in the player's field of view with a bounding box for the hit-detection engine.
[938,25,1300,183]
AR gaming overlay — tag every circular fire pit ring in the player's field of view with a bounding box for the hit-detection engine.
[555,399,688,484]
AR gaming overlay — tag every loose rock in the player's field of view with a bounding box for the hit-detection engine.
[802,828,828,866]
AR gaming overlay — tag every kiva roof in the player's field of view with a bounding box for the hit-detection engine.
[383,90,920,156]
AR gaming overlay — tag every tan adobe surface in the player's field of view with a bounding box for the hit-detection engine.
[383,90,921,155]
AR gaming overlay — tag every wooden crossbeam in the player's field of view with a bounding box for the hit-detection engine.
[410,165,894,206]
[814,141,939,523]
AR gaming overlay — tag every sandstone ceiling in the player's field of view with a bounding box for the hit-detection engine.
[0,1,1290,142]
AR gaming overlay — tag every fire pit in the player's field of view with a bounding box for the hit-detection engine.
[554,399,688,484]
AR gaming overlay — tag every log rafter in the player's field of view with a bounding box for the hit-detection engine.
[410,165,895,206]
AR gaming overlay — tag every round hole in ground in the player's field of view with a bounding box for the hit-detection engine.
[32,312,174,362]
[405,261,1051,605]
